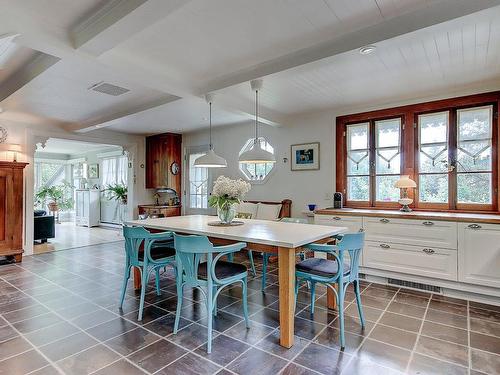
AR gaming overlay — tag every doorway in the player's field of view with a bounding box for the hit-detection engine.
[33,138,130,253]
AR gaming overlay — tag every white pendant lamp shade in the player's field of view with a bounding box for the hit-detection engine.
[194,94,227,168]
[239,142,276,164]
[194,148,227,168]
[239,79,276,164]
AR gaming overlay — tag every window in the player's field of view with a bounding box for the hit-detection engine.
[337,91,498,212]
[101,156,128,186]
[188,152,209,209]
[345,118,402,206]
[239,137,275,182]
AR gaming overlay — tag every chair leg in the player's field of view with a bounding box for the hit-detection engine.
[310,281,316,313]
[354,280,365,328]
[213,286,218,316]
[155,267,161,296]
[261,253,269,291]
[119,264,131,308]
[294,277,300,308]
[173,283,184,334]
[138,266,149,321]
[338,284,345,349]
[207,286,213,353]
[242,278,250,328]
[247,250,256,277]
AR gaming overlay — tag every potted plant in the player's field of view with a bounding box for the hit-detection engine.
[35,181,74,214]
[209,176,251,224]
[104,183,128,205]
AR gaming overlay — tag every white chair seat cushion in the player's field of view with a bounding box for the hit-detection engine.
[256,203,282,220]
[235,202,258,219]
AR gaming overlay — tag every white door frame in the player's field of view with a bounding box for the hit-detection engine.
[24,127,139,255]
[183,145,215,215]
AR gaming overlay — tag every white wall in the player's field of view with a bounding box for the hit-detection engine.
[183,110,338,217]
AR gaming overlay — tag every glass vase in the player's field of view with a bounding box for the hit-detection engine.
[217,204,237,224]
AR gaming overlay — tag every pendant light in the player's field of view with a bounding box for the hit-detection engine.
[194,93,227,168]
[238,79,276,164]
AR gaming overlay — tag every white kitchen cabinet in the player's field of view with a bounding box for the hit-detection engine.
[363,217,457,249]
[75,189,100,227]
[458,222,500,288]
[364,241,458,281]
[314,214,363,233]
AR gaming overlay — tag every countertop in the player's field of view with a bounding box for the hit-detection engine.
[315,208,500,224]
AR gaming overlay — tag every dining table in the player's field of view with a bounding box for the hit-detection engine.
[124,214,347,348]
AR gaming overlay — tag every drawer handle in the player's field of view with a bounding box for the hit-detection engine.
[332,217,342,221]
[468,224,482,230]
[379,218,390,224]
[358,228,364,233]
[422,248,435,254]
[422,221,434,226]
[379,243,390,249]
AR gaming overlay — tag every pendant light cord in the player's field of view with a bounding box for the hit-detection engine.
[209,101,212,150]
[255,89,259,145]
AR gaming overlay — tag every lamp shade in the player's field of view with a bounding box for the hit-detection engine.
[8,144,21,152]
[238,143,276,164]
[194,149,227,168]
[394,175,416,189]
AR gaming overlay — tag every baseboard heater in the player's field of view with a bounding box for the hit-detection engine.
[388,278,441,293]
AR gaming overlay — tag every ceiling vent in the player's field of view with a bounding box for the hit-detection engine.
[89,82,130,96]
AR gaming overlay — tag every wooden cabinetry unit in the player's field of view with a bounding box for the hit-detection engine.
[458,222,500,288]
[138,205,181,218]
[0,162,28,262]
[145,133,182,193]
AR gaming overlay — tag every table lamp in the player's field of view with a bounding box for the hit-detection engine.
[394,175,416,212]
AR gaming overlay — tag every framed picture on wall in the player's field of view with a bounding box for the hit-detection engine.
[88,164,99,179]
[291,142,320,171]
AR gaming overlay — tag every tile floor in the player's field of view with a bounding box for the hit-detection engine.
[1,242,499,374]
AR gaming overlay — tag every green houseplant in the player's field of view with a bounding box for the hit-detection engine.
[104,183,128,205]
[35,181,74,212]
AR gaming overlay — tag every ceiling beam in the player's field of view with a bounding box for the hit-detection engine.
[65,95,181,133]
[0,51,60,103]
[72,0,190,56]
[201,0,500,94]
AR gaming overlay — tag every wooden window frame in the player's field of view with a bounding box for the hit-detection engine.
[336,91,500,213]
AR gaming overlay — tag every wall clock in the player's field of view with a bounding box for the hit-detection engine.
[170,161,180,175]
[0,126,7,144]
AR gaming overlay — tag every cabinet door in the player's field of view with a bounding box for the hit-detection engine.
[458,223,500,288]
[364,241,458,281]
[364,217,457,249]
[0,170,13,252]
[146,136,162,188]
[314,215,363,232]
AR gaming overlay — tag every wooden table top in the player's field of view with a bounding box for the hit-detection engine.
[125,215,346,248]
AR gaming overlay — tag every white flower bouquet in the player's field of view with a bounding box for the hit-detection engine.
[209,176,251,223]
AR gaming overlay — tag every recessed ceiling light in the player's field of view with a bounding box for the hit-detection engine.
[359,45,376,55]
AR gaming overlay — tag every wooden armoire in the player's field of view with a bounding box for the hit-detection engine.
[0,161,27,262]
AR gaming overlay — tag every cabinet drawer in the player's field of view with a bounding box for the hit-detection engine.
[314,215,363,233]
[363,241,457,281]
[458,222,500,288]
[364,217,457,249]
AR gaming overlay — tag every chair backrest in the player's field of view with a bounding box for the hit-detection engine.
[123,225,151,265]
[280,217,308,224]
[174,233,213,285]
[336,232,365,282]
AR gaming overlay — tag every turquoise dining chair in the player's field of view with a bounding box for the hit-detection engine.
[120,226,176,321]
[173,234,250,353]
[261,217,309,291]
[295,232,366,349]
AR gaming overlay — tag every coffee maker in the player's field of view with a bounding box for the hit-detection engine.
[333,192,343,209]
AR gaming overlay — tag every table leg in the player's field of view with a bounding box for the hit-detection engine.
[278,246,295,348]
[133,267,141,290]
[326,252,337,310]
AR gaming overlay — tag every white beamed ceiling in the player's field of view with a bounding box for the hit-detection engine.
[1,0,500,134]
